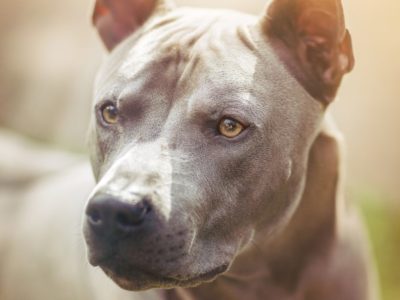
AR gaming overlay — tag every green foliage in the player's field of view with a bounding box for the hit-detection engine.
[356,192,400,300]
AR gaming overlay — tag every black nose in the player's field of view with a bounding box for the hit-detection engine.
[85,194,152,238]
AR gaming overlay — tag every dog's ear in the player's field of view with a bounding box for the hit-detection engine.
[93,0,174,51]
[262,0,354,104]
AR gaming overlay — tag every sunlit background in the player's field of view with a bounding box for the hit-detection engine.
[0,0,399,299]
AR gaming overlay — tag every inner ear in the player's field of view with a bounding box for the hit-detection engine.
[263,0,354,104]
[93,0,174,51]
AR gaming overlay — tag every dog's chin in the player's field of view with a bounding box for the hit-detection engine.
[100,262,229,291]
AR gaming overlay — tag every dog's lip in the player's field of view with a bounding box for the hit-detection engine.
[176,264,229,284]
[100,260,229,288]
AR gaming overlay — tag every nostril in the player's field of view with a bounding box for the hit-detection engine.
[116,212,141,227]
[87,207,102,226]
[115,200,152,231]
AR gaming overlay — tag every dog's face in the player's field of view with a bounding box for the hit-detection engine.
[83,0,353,291]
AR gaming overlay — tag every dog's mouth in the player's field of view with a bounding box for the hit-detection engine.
[99,259,229,290]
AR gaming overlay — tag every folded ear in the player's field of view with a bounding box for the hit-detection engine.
[263,0,354,104]
[93,0,174,51]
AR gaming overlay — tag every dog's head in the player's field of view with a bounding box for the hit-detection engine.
[83,0,353,291]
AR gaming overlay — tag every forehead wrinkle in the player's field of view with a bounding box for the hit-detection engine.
[116,11,221,80]
[115,7,257,81]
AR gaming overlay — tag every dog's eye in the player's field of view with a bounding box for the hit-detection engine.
[101,103,118,125]
[218,118,245,138]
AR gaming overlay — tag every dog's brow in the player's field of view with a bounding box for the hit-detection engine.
[187,93,258,122]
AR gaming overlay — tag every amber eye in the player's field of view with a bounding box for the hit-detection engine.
[101,103,118,124]
[218,117,245,138]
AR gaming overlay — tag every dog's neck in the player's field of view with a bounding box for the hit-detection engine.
[164,116,343,300]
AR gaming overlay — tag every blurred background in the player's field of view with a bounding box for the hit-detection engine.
[0,0,398,299]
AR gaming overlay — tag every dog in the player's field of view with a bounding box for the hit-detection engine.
[0,0,379,299]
